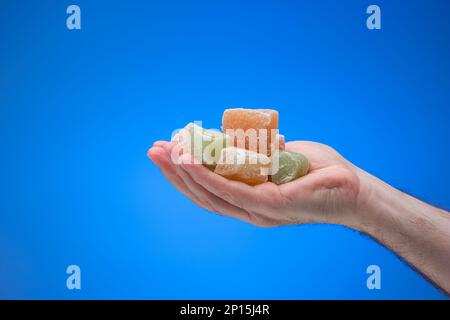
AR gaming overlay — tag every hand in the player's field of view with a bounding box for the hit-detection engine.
[148,140,450,294]
[147,140,362,227]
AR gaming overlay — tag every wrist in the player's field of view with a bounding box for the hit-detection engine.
[349,169,406,236]
[350,168,442,239]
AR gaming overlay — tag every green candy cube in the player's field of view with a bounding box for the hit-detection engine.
[270,151,310,185]
[172,123,230,170]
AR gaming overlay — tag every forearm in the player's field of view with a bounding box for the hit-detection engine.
[352,170,450,295]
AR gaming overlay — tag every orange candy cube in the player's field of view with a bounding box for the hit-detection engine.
[222,108,279,156]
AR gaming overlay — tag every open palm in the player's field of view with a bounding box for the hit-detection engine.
[148,141,361,227]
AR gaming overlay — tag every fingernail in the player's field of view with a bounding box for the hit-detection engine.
[147,147,155,160]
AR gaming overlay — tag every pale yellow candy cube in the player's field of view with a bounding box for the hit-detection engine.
[214,147,271,185]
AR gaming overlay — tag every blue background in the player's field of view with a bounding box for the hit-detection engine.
[0,0,449,299]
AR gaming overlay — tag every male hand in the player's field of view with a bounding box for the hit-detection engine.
[148,140,362,227]
[148,140,450,295]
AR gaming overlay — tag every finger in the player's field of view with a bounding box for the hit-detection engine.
[154,143,281,226]
[147,146,196,198]
[150,144,254,223]
[161,140,182,163]
[178,154,269,212]
[175,164,254,224]
[276,166,326,198]
[147,146,212,211]
[152,140,168,148]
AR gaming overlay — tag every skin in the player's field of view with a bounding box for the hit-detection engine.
[148,140,450,295]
